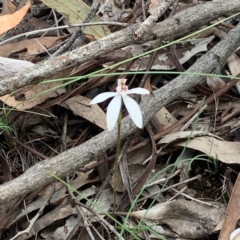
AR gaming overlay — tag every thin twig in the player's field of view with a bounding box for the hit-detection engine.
[9,185,53,240]
[1,12,240,204]
[0,2,239,94]
[0,22,129,46]
[3,132,48,160]
[137,174,202,202]
[51,0,100,56]
[171,188,220,208]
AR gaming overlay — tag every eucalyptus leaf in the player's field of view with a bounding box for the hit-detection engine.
[42,0,111,39]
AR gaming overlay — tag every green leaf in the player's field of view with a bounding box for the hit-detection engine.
[42,0,110,39]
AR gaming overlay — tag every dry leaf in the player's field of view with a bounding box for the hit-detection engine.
[158,131,223,145]
[227,54,240,95]
[24,188,115,239]
[60,95,107,130]
[0,81,65,110]
[155,107,178,130]
[0,38,69,110]
[112,164,147,192]
[228,53,240,77]
[31,125,59,138]
[0,36,63,60]
[14,17,55,36]
[219,173,240,240]
[22,199,77,239]
[41,0,110,39]
[143,78,178,131]
[8,166,98,229]
[206,76,225,92]
[173,136,240,164]
[50,168,99,204]
[127,144,152,164]
[129,199,225,239]
[106,36,214,70]
[0,1,31,34]
[51,216,79,240]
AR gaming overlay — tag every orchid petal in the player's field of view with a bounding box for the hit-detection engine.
[107,95,121,131]
[90,92,118,104]
[122,95,143,128]
[127,88,150,95]
[230,228,240,240]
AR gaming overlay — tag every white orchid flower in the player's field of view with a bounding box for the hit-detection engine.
[90,78,150,131]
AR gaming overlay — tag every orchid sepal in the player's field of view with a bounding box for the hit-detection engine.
[90,92,117,104]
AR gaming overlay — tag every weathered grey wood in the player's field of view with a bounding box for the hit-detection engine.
[0,1,239,95]
[0,2,240,204]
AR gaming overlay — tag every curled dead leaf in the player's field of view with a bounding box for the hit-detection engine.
[0,1,31,34]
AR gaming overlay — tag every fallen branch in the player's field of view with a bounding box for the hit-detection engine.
[0,1,240,95]
[0,16,240,204]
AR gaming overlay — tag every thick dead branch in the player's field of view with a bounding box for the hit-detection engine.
[0,1,239,95]
[135,0,176,37]
[0,18,240,204]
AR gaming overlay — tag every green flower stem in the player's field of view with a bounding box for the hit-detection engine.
[113,106,122,214]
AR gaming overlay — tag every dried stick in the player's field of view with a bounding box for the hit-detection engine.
[9,185,53,240]
[0,2,239,95]
[51,0,100,56]
[0,16,240,204]
[135,0,176,37]
[3,132,48,160]
[171,188,220,208]
[137,175,202,202]
[0,22,129,46]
